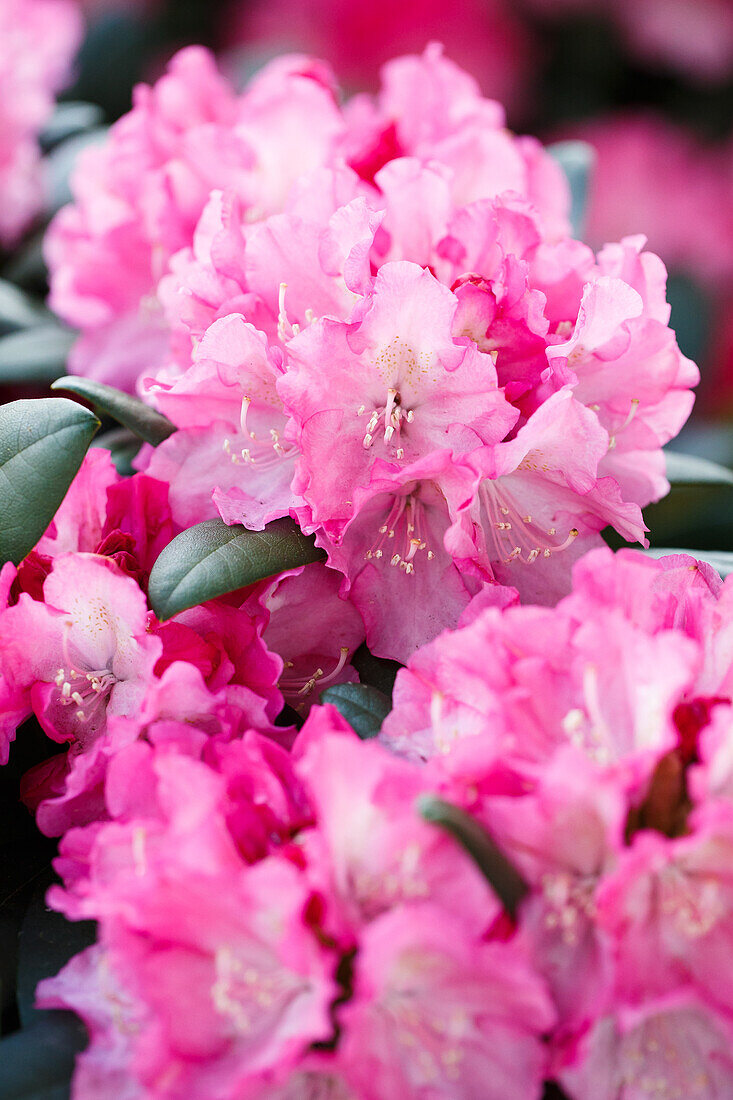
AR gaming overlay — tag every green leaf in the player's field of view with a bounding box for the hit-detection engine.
[350,644,402,699]
[547,140,595,238]
[40,101,105,152]
[1,233,47,294]
[0,399,100,566]
[91,427,142,477]
[642,548,733,578]
[320,683,391,739]
[418,796,529,920]
[665,450,733,487]
[0,1014,86,1099]
[0,282,50,337]
[51,376,174,446]
[17,870,97,1030]
[0,328,75,384]
[148,516,326,621]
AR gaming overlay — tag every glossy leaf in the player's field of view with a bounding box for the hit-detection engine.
[418,796,529,920]
[148,516,326,621]
[0,327,75,384]
[350,644,402,700]
[91,427,142,478]
[51,376,174,446]
[643,547,733,578]
[0,399,100,565]
[320,682,392,739]
[665,449,733,487]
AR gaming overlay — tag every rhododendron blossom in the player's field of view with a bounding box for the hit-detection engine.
[43,43,700,656]
[2,34,726,1100]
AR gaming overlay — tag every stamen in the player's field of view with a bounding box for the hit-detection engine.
[608,397,640,450]
[480,482,579,566]
[54,664,118,725]
[359,388,414,453]
[365,495,435,575]
[280,647,352,702]
[277,282,300,341]
[223,402,297,470]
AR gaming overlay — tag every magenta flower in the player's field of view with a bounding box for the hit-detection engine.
[339,905,555,1099]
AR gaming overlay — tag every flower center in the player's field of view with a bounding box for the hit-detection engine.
[480,482,578,565]
[279,646,351,703]
[541,871,597,946]
[53,665,118,723]
[365,495,435,575]
[358,388,414,458]
[223,396,297,470]
[211,945,309,1036]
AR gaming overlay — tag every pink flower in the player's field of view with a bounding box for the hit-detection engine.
[0,0,81,245]
[316,452,483,662]
[35,449,120,558]
[597,802,733,1015]
[45,46,247,389]
[36,944,149,1100]
[85,860,336,1096]
[1,553,160,746]
[381,546,702,771]
[557,996,733,1099]
[280,260,517,536]
[46,49,346,389]
[486,748,626,1030]
[338,905,555,1099]
[145,312,297,529]
[294,723,500,936]
[245,563,365,712]
[455,387,648,603]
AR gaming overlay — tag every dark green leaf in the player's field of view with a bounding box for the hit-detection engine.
[0,398,100,565]
[547,140,595,238]
[17,870,96,1029]
[91,427,142,477]
[320,683,392,739]
[0,282,49,337]
[1,234,47,295]
[51,376,174,446]
[666,272,712,364]
[0,328,75,384]
[350,644,402,699]
[642,548,733,578]
[418,796,529,920]
[665,450,733,487]
[0,1014,86,1099]
[148,517,326,621]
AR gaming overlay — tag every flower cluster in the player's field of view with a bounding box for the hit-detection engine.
[0,43,720,1100]
[0,447,364,834]
[47,44,697,663]
[0,0,81,246]
[29,547,733,1098]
